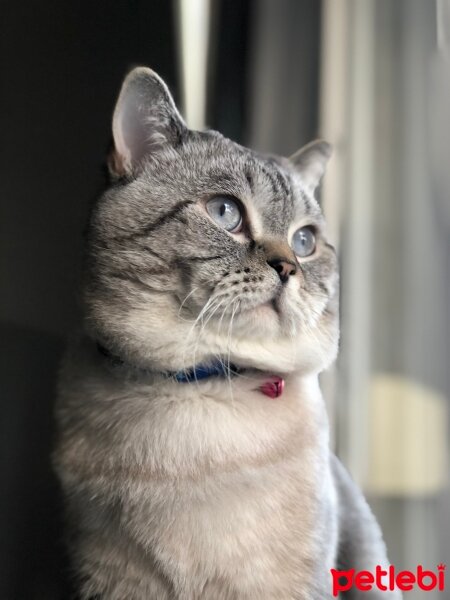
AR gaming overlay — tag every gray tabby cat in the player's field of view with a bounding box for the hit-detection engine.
[54,67,400,599]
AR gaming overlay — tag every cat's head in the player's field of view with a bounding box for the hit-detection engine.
[84,67,339,375]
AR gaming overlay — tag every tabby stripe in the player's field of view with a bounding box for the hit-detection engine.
[113,200,193,241]
[142,245,166,262]
[182,254,223,262]
[300,191,313,213]
[271,161,292,199]
[317,281,330,295]
[109,273,169,293]
[324,242,337,254]
[260,163,281,198]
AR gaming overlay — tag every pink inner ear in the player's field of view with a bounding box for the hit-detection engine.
[258,376,285,399]
[110,68,187,178]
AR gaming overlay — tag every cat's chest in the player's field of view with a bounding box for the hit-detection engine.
[122,450,334,598]
[60,365,336,597]
[123,372,329,476]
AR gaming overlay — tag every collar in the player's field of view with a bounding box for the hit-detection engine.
[97,343,284,398]
[173,361,240,382]
[97,344,238,382]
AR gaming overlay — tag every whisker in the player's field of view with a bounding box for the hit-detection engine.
[181,295,217,376]
[225,297,241,407]
[177,287,199,320]
[191,297,228,385]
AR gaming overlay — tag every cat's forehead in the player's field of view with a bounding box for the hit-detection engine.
[244,153,322,235]
[176,132,322,235]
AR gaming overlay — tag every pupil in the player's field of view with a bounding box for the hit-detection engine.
[219,204,226,217]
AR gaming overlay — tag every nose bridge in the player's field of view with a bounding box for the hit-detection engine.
[262,238,296,265]
[259,237,298,284]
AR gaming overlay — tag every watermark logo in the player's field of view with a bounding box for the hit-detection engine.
[331,564,446,596]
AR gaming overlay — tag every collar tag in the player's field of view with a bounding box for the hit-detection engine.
[258,376,285,399]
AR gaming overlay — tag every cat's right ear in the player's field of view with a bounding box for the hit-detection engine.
[109,67,187,178]
[289,140,332,194]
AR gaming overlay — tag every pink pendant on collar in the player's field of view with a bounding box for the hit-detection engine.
[258,376,285,399]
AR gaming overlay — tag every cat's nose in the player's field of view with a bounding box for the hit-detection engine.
[267,258,297,283]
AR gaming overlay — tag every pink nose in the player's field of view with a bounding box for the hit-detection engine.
[258,376,285,399]
[267,258,297,283]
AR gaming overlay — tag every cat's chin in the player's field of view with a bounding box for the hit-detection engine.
[198,318,338,376]
[230,299,310,341]
[237,301,281,335]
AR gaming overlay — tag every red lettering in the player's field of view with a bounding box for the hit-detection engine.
[389,565,395,590]
[331,569,355,597]
[396,571,415,591]
[375,565,388,591]
[331,563,446,595]
[438,566,446,591]
[417,566,437,591]
[355,571,374,591]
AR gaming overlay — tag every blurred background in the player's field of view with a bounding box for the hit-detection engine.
[1,0,449,598]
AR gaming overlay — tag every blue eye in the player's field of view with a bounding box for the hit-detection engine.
[292,226,316,257]
[206,196,242,232]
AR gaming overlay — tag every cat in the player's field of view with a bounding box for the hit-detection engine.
[53,67,401,599]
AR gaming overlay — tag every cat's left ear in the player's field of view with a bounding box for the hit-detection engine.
[289,140,332,193]
[109,67,187,178]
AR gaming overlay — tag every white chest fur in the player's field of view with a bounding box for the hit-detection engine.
[56,360,337,598]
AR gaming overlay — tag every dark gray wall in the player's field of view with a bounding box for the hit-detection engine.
[0,2,177,597]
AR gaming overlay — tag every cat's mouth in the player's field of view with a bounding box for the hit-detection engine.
[270,297,282,315]
[238,297,282,321]
[258,287,285,317]
[252,298,281,317]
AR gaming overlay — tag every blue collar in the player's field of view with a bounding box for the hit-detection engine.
[96,344,285,398]
[97,344,239,383]
[173,360,239,382]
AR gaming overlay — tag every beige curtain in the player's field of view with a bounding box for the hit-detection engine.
[320,0,450,588]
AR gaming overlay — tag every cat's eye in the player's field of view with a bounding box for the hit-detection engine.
[206,196,242,232]
[292,226,316,258]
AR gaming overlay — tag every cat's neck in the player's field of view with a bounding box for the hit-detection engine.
[96,341,287,399]
[61,336,330,480]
